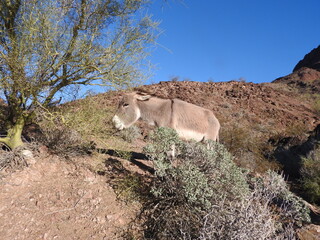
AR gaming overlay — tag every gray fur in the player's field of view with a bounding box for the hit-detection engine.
[112,92,220,142]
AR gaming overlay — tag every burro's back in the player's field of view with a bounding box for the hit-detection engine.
[112,92,220,142]
[170,99,220,142]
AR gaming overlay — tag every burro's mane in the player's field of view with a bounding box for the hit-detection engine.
[133,88,173,100]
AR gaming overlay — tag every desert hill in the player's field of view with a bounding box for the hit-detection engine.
[136,80,318,131]
[273,45,320,93]
[1,45,320,239]
[293,45,320,72]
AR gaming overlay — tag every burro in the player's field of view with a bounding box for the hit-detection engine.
[112,91,220,142]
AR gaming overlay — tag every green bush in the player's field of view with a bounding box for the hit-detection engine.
[143,127,183,176]
[118,125,141,143]
[220,124,280,173]
[142,127,310,240]
[254,171,311,227]
[300,148,320,205]
[34,105,94,156]
[114,174,146,203]
[61,96,115,142]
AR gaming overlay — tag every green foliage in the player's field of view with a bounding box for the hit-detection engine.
[179,141,250,204]
[143,127,183,176]
[144,127,183,158]
[114,149,132,160]
[256,171,311,226]
[61,96,115,142]
[221,124,280,173]
[114,174,145,203]
[0,0,159,149]
[118,125,141,143]
[142,127,310,240]
[300,148,320,204]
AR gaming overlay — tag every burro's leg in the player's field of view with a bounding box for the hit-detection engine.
[166,144,176,160]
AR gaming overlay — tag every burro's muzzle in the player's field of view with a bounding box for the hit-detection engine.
[112,115,125,130]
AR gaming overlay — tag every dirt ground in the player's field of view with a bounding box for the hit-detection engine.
[0,151,141,240]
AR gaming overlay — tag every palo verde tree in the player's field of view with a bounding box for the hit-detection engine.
[0,0,158,149]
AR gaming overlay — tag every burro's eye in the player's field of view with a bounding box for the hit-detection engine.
[123,103,129,107]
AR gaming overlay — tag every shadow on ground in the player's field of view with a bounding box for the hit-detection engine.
[97,148,154,175]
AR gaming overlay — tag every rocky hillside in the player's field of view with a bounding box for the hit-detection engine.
[293,45,320,72]
[273,45,320,92]
[84,44,320,175]
[136,80,318,132]
[1,45,320,239]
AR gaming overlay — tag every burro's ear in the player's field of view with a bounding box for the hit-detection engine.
[136,92,152,101]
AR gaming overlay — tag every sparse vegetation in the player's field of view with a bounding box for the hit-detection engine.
[114,149,132,160]
[114,174,146,203]
[301,93,320,115]
[119,126,141,143]
[60,96,116,143]
[283,122,309,138]
[0,146,28,171]
[34,106,92,156]
[300,148,320,205]
[221,124,280,173]
[141,127,310,240]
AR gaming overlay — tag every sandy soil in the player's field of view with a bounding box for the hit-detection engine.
[0,152,140,240]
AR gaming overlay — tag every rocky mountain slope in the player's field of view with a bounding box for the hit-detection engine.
[273,45,320,92]
[293,45,320,72]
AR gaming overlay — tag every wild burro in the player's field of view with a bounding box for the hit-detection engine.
[112,91,220,142]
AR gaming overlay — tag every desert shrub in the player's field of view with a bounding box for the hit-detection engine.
[143,127,184,176]
[142,127,310,240]
[283,122,309,138]
[34,107,94,156]
[221,124,280,173]
[114,173,147,203]
[301,93,320,115]
[60,96,115,142]
[254,171,311,227]
[0,146,28,171]
[118,125,141,143]
[313,98,320,115]
[0,140,42,171]
[300,148,320,205]
[39,126,86,155]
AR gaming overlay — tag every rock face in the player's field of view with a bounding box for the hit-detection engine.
[273,45,320,92]
[276,67,320,83]
[271,124,320,180]
[273,67,320,93]
[293,45,320,72]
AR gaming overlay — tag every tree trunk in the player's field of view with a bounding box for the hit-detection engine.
[0,116,25,150]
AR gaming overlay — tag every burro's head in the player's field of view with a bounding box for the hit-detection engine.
[112,92,151,130]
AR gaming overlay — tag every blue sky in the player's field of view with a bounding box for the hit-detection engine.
[146,0,320,84]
